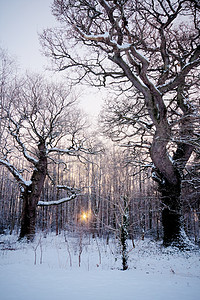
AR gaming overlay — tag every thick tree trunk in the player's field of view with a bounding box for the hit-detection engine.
[159,179,182,247]
[19,142,47,241]
[19,190,37,241]
[150,128,185,247]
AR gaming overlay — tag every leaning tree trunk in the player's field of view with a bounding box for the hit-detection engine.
[19,142,47,241]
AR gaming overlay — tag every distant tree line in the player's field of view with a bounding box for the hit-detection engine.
[0,146,199,244]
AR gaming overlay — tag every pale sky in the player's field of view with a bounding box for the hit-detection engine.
[0,0,56,72]
[0,0,103,117]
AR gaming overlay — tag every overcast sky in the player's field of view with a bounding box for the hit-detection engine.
[0,0,103,116]
[0,0,56,72]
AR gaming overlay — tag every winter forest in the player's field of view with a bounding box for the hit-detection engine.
[0,1,200,299]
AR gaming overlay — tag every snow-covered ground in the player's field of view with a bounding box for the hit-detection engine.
[0,232,199,300]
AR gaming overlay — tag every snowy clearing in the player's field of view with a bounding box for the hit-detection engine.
[0,233,199,300]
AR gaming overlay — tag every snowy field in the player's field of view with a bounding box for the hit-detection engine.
[0,232,199,300]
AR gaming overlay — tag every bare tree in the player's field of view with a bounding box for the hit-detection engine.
[40,0,200,247]
[0,71,96,240]
[0,48,17,143]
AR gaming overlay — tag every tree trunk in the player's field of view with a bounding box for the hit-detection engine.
[19,142,47,241]
[19,190,37,241]
[159,179,182,247]
[150,129,185,247]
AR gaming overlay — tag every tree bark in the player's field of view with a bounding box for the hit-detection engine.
[19,189,37,241]
[150,125,184,247]
[151,128,194,247]
[19,142,47,241]
[159,179,182,247]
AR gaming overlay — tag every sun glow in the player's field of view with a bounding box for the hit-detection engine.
[80,210,91,222]
[82,213,87,220]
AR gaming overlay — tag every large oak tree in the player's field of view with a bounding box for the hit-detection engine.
[40,0,200,247]
[0,69,95,240]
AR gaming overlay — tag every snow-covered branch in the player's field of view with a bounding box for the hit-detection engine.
[77,27,133,51]
[47,145,99,157]
[0,159,32,187]
[77,29,109,42]
[158,57,200,93]
[57,185,81,193]
[37,193,79,206]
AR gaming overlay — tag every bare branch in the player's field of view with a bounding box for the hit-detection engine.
[37,193,79,206]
